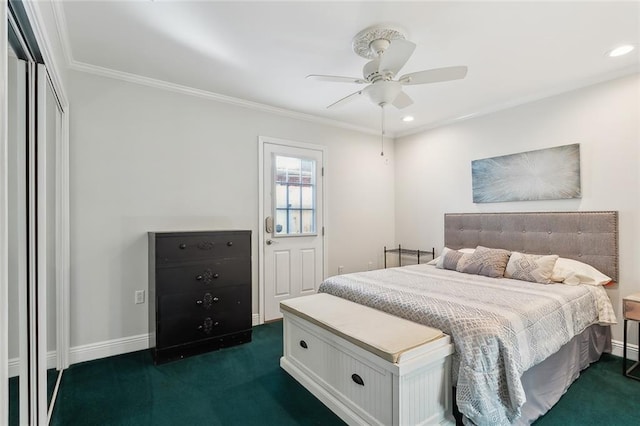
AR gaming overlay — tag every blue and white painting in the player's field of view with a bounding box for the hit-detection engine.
[472,144,581,203]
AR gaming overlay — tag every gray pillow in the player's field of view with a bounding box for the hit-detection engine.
[505,252,559,284]
[435,247,467,270]
[456,246,511,278]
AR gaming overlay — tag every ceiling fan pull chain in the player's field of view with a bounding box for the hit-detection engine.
[380,103,385,156]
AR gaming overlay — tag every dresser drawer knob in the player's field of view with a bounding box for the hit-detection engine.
[351,374,364,386]
[227,241,233,247]
[179,243,187,249]
[213,273,219,279]
[299,340,308,349]
[197,318,220,334]
[196,297,219,305]
[196,275,203,281]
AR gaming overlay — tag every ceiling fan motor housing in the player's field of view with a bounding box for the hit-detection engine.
[363,58,383,81]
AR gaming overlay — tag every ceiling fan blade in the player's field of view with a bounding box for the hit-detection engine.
[392,91,413,109]
[306,74,367,84]
[326,89,364,109]
[378,39,416,76]
[399,66,468,85]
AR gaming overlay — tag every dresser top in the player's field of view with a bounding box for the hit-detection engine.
[149,230,250,236]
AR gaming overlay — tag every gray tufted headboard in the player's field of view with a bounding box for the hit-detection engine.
[444,211,618,282]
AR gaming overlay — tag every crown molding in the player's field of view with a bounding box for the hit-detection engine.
[69,59,383,137]
[395,65,640,139]
[49,0,385,138]
[50,0,74,68]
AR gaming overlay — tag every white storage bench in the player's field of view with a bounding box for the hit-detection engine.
[280,293,455,426]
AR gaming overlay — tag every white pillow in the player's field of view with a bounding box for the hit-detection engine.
[430,247,475,268]
[505,252,558,284]
[551,257,612,286]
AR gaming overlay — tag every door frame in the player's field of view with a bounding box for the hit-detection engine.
[257,136,328,325]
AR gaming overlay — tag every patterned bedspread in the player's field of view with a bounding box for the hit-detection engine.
[318,264,616,426]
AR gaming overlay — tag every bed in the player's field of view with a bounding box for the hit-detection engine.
[318,211,618,426]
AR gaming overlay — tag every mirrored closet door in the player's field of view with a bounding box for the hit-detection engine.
[5,1,69,423]
[7,40,28,426]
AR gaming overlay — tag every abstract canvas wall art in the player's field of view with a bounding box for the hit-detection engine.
[472,144,581,203]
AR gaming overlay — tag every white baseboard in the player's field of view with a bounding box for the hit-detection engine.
[612,339,638,361]
[8,335,638,379]
[8,314,264,376]
[69,333,150,366]
[69,315,263,365]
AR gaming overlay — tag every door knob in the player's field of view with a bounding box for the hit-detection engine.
[266,239,278,245]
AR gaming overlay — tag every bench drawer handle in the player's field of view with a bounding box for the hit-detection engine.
[351,374,364,386]
[299,340,308,349]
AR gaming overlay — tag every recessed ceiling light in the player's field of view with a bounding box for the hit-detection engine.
[608,45,635,57]
[402,116,414,122]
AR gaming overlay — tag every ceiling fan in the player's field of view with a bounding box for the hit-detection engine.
[307,26,468,110]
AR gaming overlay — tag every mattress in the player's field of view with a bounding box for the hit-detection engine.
[318,264,616,425]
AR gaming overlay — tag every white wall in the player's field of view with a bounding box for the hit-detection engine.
[394,73,640,343]
[68,70,395,349]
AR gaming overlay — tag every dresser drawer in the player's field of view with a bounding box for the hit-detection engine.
[156,258,250,294]
[157,307,251,348]
[158,286,250,319]
[155,232,250,264]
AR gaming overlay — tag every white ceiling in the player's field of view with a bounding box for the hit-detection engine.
[57,1,640,136]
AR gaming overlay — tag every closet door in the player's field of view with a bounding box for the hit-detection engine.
[7,46,29,426]
[5,2,70,424]
[32,62,49,424]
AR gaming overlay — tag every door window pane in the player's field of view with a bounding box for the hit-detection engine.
[275,184,288,209]
[288,185,301,208]
[273,155,316,235]
[301,185,313,209]
[302,210,314,234]
[288,210,301,234]
[275,210,287,235]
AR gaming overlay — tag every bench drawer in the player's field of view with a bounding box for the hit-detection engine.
[285,319,329,383]
[285,316,393,425]
[325,345,393,425]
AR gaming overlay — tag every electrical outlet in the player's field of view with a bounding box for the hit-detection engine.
[338,266,344,274]
[135,290,145,305]
[367,261,373,271]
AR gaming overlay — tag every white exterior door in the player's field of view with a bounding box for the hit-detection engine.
[260,138,325,322]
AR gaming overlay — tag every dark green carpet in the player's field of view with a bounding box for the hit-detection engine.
[533,353,640,425]
[51,322,343,425]
[47,322,640,425]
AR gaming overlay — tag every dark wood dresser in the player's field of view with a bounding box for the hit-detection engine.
[148,230,252,364]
